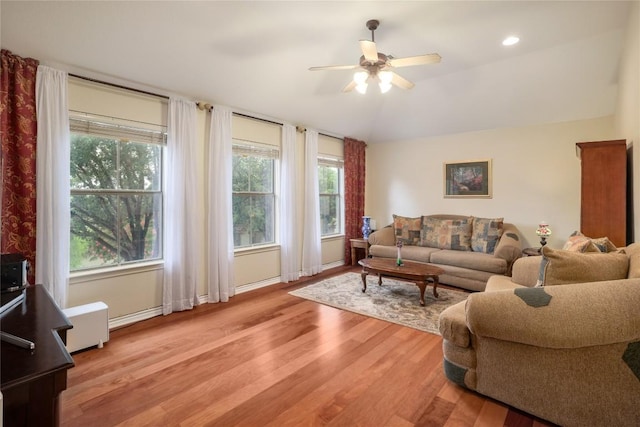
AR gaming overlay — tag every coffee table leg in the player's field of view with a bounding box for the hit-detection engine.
[377,273,382,286]
[416,281,427,306]
[361,271,368,293]
[432,276,439,298]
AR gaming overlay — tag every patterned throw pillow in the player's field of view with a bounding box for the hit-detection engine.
[471,217,504,254]
[419,217,472,250]
[562,231,599,252]
[536,246,628,287]
[393,215,421,246]
[562,231,616,253]
[591,237,617,253]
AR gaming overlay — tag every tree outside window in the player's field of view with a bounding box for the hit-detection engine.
[318,159,343,236]
[232,142,277,248]
[70,118,164,271]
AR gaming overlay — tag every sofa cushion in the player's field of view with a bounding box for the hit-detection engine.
[485,274,527,292]
[369,244,438,264]
[471,217,504,254]
[430,249,507,274]
[537,246,629,287]
[393,215,421,246]
[419,216,472,251]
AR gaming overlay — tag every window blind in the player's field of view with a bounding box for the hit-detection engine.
[70,117,167,145]
[318,156,344,168]
[232,139,279,159]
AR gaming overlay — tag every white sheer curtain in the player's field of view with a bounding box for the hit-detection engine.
[301,129,322,276]
[207,105,234,302]
[35,65,70,308]
[162,98,201,315]
[279,124,299,282]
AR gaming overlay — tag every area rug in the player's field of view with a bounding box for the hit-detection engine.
[289,272,469,335]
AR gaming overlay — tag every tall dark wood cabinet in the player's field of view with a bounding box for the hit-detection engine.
[576,139,628,247]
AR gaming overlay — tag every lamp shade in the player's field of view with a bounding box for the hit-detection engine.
[536,222,552,237]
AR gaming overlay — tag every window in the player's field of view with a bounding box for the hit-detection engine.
[232,140,278,248]
[69,116,165,271]
[318,157,344,236]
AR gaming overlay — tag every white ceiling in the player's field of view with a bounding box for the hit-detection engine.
[1,1,634,143]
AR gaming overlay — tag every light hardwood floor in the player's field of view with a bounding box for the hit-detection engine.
[61,265,555,426]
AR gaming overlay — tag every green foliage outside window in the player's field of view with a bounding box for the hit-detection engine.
[232,153,275,248]
[70,134,162,270]
[319,164,341,235]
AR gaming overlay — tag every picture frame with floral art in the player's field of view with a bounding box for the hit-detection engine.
[443,159,492,198]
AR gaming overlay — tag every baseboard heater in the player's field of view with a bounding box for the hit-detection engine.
[62,302,109,353]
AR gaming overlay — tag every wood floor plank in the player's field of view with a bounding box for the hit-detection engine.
[60,265,557,427]
[473,400,509,427]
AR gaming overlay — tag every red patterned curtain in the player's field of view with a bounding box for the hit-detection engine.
[1,49,39,283]
[344,137,366,265]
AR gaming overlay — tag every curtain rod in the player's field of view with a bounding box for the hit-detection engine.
[68,73,169,100]
[232,112,283,127]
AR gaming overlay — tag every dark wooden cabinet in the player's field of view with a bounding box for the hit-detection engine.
[1,285,74,427]
[576,140,628,247]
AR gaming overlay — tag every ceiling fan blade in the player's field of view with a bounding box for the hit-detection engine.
[388,53,441,68]
[309,64,360,71]
[391,72,415,90]
[342,80,357,93]
[360,40,378,63]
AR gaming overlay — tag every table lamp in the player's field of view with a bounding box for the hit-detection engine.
[536,222,552,247]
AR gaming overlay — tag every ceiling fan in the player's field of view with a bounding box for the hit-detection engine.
[309,19,441,94]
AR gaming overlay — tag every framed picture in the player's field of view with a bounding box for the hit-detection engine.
[443,159,492,198]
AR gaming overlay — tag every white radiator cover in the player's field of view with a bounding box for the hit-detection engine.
[62,302,109,353]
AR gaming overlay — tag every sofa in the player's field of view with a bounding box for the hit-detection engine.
[367,214,522,291]
[439,245,640,426]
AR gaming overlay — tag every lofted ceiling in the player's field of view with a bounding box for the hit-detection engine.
[1,1,634,144]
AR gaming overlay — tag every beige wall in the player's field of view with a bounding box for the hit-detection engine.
[67,79,345,324]
[614,1,640,239]
[365,116,616,249]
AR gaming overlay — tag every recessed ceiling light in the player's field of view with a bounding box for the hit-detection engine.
[502,36,520,46]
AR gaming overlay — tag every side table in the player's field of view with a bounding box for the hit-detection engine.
[350,238,370,266]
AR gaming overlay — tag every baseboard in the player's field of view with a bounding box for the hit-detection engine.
[109,306,163,330]
[236,276,282,294]
[108,260,346,329]
[322,260,346,271]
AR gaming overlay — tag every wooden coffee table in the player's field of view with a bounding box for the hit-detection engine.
[358,258,445,306]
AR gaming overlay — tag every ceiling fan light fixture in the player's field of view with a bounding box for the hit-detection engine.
[354,71,369,84]
[379,82,392,93]
[378,70,393,84]
[355,82,368,94]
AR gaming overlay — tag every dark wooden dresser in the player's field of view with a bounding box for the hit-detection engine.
[1,284,74,427]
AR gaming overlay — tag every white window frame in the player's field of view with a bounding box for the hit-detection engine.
[318,156,344,237]
[232,139,280,250]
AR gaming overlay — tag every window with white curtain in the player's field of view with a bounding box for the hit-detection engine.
[69,115,165,271]
[232,139,279,248]
[318,156,344,236]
